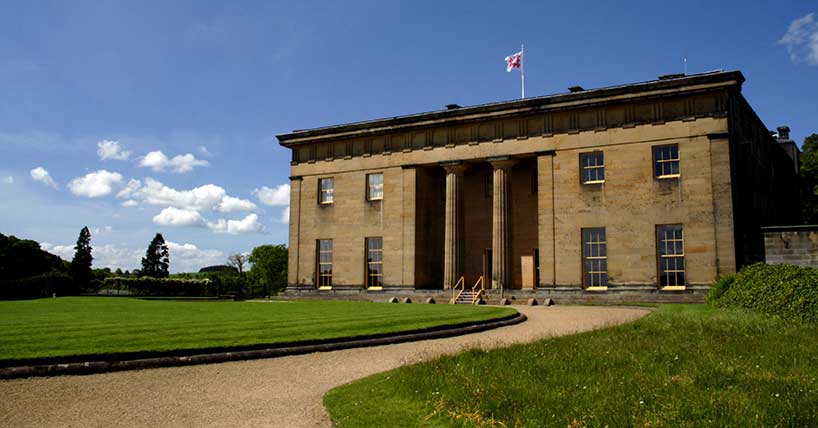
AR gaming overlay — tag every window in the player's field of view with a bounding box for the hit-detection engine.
[318,178,334,204]
[316,239,333,287]
[657,225,685,287]
[366,173,383,201]
[365,237,383,288]
[582,228,608,287]
[580,152,605,184]
[653,145,680,178]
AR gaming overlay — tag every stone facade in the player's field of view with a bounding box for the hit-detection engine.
[278,71,799,301]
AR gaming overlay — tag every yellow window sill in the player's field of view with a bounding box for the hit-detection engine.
[662,286,686,291]
[586,286,608,291]
[656,174,680,179]
[367,286,383,291]
[582,180,605,185]
[318,286,332,290]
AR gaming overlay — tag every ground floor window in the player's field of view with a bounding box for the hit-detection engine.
[657,224,685,287]
[316,239,332,287]
[582,227,608,287]
[365,237,383,287]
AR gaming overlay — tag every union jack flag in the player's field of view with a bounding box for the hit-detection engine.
[505,50,522,72]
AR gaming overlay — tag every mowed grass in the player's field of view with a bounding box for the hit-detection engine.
[325,305,818,428]
[0,297,515,363]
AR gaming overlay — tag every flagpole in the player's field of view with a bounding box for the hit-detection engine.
[521,44,525,99]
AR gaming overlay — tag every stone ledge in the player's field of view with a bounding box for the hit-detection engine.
[0,312,525,380]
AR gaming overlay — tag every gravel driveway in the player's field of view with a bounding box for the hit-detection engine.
[0,305,650,428]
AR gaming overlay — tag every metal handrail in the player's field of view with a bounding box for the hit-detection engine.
[471,276,485,304]
[450,276,465,304]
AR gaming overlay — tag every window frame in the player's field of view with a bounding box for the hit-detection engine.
[579,151,606,185]
[656,224,685,289]
[366,173,384,201]
[581,227,608,289]
[652,144,681,179]
[316,239,333,289]
[364,237,384,289]
[318,177,334,205]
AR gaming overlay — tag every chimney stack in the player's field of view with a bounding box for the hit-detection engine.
[777,126,791,142]
[775,125,799,175]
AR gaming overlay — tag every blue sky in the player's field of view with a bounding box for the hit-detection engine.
[1,1,816,272]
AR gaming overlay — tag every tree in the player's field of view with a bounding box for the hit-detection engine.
[70,227,93,290]
[141,233,169,278]
[800,133,818,224]
[248,244,288,293]
[227,253,248,277]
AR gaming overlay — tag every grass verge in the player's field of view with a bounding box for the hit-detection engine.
[0,297,514,363]
[325,305,818,427]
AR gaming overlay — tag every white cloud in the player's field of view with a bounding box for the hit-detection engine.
[91,226,113,235]
[40,242,74,260]
[254,184,290,206]
[152,206,206,227]
[97,140,131,160]
[138,150,209,173]
[779,12,818,65]
[116,177,255,213]
[30,167,58,189]
[279,206,290,224]
[3,176,12,184]
[67,170,123,197]
[43,241,224,273]
[207,213,263,235]
[198,145,213,157]
[166,241,225,272]
[122,199,138,207]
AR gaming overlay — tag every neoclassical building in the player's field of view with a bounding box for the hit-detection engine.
[277,70,798,302]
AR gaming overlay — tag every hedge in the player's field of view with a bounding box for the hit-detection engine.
[0,272,76,300]
[708,263,818,323]
[102,276,217,297]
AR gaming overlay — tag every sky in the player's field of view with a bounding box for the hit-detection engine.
[1,0,816,272]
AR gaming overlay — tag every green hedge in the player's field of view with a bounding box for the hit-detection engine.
[708,263,818,322]
[0,272,76,300]
[102,276,217,297]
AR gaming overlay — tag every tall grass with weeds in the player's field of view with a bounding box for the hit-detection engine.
[325,305,818,428]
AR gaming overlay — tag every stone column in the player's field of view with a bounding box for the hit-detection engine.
[490,158,516,291]
[442,162,466,289]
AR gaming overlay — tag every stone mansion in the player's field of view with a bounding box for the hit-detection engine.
[277,70,798,302]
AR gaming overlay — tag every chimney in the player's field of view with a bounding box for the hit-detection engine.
[776,126,791,142]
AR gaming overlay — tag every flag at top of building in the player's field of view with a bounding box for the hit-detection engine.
[505,45,525,99]
[505,50,522,72]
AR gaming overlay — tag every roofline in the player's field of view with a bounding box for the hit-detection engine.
[277,70,744,147]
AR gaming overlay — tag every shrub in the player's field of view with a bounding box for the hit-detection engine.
[711,263,818,322]
[101,276,215,297]
[706,273,735,306]
[0,272,75,300]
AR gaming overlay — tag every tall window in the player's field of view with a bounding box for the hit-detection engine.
[318,178,334,204]
[366,173,384,201]
[657,225,685,287]
[653,145,680,178]
[316,239,333,287]
[365,237,383,287]
[582,228,608,287]
[580,152,605,184]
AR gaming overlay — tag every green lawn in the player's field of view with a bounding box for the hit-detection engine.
[325,305,818,428]
[0,297,515,363]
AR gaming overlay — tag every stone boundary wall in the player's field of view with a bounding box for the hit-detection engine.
[763,225,818,268]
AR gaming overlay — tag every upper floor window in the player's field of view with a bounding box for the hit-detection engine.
[580,152,605,184]
[318,178,334,204]
[653,145,680,179]
[656,224,685,287]
[367,173,384,201]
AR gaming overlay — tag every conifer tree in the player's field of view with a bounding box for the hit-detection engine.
[141,233,169,278]
[70,226,93,290]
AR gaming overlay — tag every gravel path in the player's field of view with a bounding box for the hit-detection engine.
[0,305,649,428]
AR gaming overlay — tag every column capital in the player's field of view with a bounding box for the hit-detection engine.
[440,161,468,174]
[488,157,518,170]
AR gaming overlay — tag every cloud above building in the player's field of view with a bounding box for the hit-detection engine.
[29,167,58,189]
[138,150,209,173]
[779,12,818,65]
[67,170,123,197]
[97,140,131,160]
